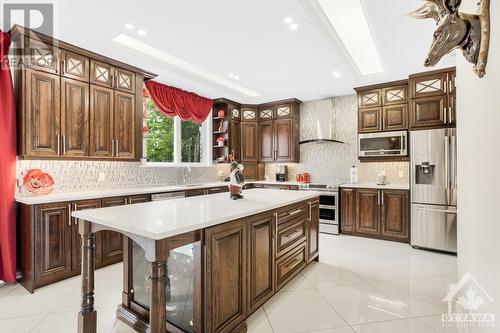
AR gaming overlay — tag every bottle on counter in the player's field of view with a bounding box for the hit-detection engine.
[349,166,358,184]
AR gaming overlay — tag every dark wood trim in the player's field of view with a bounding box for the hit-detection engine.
[78,222,96,333]
[408,66,456,79]
[10,25,157,79]
[257,98,302,109]
[354,79,409,92]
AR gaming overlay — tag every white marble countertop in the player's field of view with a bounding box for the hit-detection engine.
[250,180,302,186]
[15,182,229,205]
[72,189,321,240]
[339,183,410,190]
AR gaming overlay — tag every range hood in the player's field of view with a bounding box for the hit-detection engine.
[299,99,344,145]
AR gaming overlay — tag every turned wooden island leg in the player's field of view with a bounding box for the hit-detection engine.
[78,221,97,333]
[150,260,168,333]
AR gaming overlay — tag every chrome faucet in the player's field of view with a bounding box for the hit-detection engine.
[182,166,192,185]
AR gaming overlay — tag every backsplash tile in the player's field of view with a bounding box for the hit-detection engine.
[16,160,229,195]
[264,94,409,186]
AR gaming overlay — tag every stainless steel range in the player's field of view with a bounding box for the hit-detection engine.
[299,184,339,235]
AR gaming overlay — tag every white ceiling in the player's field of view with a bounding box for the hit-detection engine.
[16,0,455,103]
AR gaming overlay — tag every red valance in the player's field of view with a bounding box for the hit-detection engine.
[0,30,17,283]
[145,80,213,124]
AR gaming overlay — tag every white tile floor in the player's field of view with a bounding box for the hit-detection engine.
[0,234,466,333]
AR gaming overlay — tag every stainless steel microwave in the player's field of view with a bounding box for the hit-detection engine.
[358,131,408,157]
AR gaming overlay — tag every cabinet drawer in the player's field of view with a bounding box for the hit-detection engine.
[276,206,307,257]
[276,243,307,290]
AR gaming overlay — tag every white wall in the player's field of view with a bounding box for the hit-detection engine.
[457,0,500,326]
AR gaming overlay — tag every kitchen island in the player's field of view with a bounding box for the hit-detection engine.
[72,189,320,333]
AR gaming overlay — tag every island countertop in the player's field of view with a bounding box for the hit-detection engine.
[72,189,320,240]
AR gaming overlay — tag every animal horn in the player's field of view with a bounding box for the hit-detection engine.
[409,0,445,22]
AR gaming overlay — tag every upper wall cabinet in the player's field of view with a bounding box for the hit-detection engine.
[11,26,157,160]
[356,80,409,134]
[409,67,456,129]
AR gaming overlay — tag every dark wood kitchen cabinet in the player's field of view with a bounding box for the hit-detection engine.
[12,25,156,161]
[356,80,408,134]
[409,67,456,129]
[24,69,61,157]
[71,199,101,273]
[340,187,409,243]
[33,203,73,288]
[340,188,356,233]
[61,77,89,157]
[259,120,274,162]
[97,196,128,268]
[356,188,380,236]
[247,212,275,313]
[205,219,248,333]
[241,121,259,162]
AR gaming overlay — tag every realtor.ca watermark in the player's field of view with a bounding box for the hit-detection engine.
[442,273,495,329]
[1,3,56,71]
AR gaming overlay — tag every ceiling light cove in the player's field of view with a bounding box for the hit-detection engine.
[315,0,384,76]
[113,34,259,97]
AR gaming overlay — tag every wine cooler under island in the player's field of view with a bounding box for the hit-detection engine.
[71,189,321,333]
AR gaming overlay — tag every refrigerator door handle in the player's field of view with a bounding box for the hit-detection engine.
[416,206,456,214]
[444,135,450,205]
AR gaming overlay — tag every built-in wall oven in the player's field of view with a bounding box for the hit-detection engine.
[299,184,339,235]
[358,130,408,158]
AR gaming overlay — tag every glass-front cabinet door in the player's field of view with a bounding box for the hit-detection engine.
[131,240,201,333]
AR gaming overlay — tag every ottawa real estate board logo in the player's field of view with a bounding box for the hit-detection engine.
[442,273,495,329]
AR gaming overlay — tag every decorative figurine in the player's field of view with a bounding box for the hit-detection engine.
[216,136,225,146]
[23,169,54,195]
[218,120,225,132]
[227,151,245,200]
[217,109,225,118]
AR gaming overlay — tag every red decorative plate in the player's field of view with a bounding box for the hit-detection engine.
[23,169,54,195]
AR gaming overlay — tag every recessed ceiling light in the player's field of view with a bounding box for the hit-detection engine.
[317,0,383,75]
[125,23,134,30]
[289,23,299,31]
[234,76,239,80]
[332,70,341,78]
[137,29,147,36]
[228,73,234,78]
[113,34,260,97]
[283,17,293,24]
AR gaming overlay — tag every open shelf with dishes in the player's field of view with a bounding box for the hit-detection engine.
[212,98,241,164]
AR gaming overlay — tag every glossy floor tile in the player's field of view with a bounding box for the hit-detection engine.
[0,234,462,333]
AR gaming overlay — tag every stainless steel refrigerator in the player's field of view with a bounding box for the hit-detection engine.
[411,128,457,253]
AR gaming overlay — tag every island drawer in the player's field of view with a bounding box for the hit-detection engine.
[276,215,307,258]
[276,204,308,225]
[276,242,307,290]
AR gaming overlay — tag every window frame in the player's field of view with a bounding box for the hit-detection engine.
[142,98,212,167]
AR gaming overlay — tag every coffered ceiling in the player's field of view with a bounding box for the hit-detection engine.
[8,0,455,103]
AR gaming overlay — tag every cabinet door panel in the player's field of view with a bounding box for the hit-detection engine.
[34,203,73,287]
[275,243,307,290]
[307,201,319,262]
[205,220,247,333]
[248,214,274,312]
[90,85,114,157]
[448,94,456,125]
[410,95,447,129]
[358,89,381,108]
[358,108,382,133]
[356,189,380,235]
[25,37,59,74]
[25,70,61,156]
[241,122,259,162]
[259,121,274,162]
[98,197,127,267]
[90,60,113,88]
[340,188,356,233]
[383,85,407,105]
[275,118,293,162]
[61,50,89,82]
[228,119,241,162]
[410,73,448,98]
[114,91,136,159]
[380,190,409,241]
[128,194,151,205]
[61,78,89,157]
[115,67,136,93]
[383,104,408,131]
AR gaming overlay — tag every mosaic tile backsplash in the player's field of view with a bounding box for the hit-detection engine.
[16,160,229,194]
[264,94,409,186]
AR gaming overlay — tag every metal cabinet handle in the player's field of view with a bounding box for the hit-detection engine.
[309,202,312,222]
[444,107,448,124]
[115,140,119,156]
[289,209,303,216]
[124,198,129,205]
[73,204,78,225]
[381,191,384,206]
[274,212,278,238]
[62,135,66,155]
[377,191,380,205]
[61,59,65,75]
[57,134,61,155]
[67,204,72,226]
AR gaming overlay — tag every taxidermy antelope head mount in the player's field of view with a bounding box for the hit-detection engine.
[410,0,490,77]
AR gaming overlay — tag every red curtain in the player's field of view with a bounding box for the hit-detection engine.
[145,80,213,124]
[0,30,17,283]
